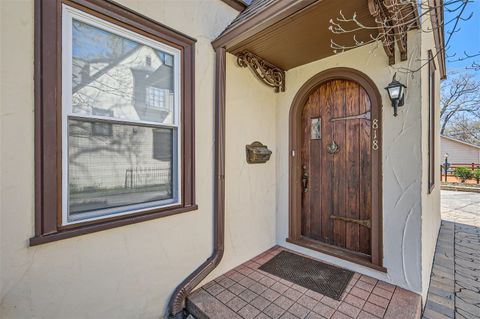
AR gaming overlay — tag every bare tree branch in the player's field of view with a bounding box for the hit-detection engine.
[440,72,480,137]
[329,0,475,75]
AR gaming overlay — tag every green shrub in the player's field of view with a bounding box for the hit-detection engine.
[474,168,480,184]
[454,167,473,183]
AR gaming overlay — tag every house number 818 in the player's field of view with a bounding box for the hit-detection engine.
[372,119,379,151]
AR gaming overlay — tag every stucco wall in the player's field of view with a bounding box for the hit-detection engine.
[0,1,277,318]
[275,32,426,295]
[209,53,278,278]
[420,7,442,300]
[1,0,442,316]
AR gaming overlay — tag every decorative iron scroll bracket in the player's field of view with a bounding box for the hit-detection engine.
[368,0,418,65]
[237,51,286,93]
[368,0,396,65]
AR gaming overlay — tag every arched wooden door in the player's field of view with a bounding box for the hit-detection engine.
[289,69,383,268]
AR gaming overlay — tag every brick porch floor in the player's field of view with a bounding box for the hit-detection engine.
[187,247,421,319]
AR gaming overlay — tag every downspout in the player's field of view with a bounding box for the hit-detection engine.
[168,47,227,319]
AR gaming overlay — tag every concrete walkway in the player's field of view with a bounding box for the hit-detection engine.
[423,190,480,319]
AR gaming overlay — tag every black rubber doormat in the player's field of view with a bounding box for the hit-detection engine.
[259,251,354,300]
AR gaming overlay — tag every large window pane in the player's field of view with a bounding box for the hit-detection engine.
[72,19,175,124]
[68,119,176,221]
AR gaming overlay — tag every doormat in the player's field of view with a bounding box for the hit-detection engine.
[259,251,354,300]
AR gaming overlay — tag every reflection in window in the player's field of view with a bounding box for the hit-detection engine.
[68,119,176,221]
[146,87,166,110]
[91,107,113,136]
[153,129,173,161]
[64,11,180,224]
[71,19,175,124]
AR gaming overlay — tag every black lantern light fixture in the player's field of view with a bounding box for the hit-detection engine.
[385,73,407,117]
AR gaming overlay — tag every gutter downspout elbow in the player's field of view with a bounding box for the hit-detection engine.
[168,47,227,319]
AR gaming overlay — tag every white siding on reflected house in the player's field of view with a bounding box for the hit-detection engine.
[441,135,480,164]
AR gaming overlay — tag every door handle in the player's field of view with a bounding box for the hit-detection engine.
[302,165,309,193]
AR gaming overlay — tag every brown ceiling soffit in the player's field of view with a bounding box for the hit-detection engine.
[368,0,420,65]
[429,0,446,79]
[237,51,286,92]
[212,0,320,50]
[220,0,247,11]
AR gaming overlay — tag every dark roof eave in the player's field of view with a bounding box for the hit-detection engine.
[430,0,446,79]
[212,0,445,77]
[212,0,319,50]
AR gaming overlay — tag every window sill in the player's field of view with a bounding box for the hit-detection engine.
[30,204,198,246]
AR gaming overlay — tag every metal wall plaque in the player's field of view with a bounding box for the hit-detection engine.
[311,118,321,140]
[246,141,272,164]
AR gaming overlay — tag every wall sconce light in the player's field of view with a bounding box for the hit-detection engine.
[385,73,407,117]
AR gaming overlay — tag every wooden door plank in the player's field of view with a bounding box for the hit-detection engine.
[345,81,361,251]
[332,80,346,248]
[309,89,323,240]
[301,97,312,237]
[321,81,334,244]
[359,87,372,255]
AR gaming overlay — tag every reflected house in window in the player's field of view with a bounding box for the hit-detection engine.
[91,107,113,136]
[73,45,175,124]
[69,19,178,222]
[131,51,174,123]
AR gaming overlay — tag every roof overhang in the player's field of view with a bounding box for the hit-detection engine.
[213,0,444,78]
[429,0,446,79]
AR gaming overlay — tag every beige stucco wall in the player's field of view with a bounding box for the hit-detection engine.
[419,3,442,301]
[1,0,441,317]
[275,31,429,296]
[210,53,278,278]
[0,1,277,318]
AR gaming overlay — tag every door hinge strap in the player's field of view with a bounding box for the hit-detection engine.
[330,215,371,228]
[330,111,371,122]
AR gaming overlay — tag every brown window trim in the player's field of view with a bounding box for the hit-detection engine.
[428,50,436,194]
[219,0,247,11]
[32,0,196,246]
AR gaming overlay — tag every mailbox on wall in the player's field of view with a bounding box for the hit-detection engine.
[246,141,272,164]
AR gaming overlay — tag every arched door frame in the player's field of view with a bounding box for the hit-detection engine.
[287,67,384,270]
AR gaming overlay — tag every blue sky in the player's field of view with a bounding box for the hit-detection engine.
[73,19,138,60]
[444,0,480,75]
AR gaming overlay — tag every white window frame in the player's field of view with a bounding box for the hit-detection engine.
[61,5,182,225]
